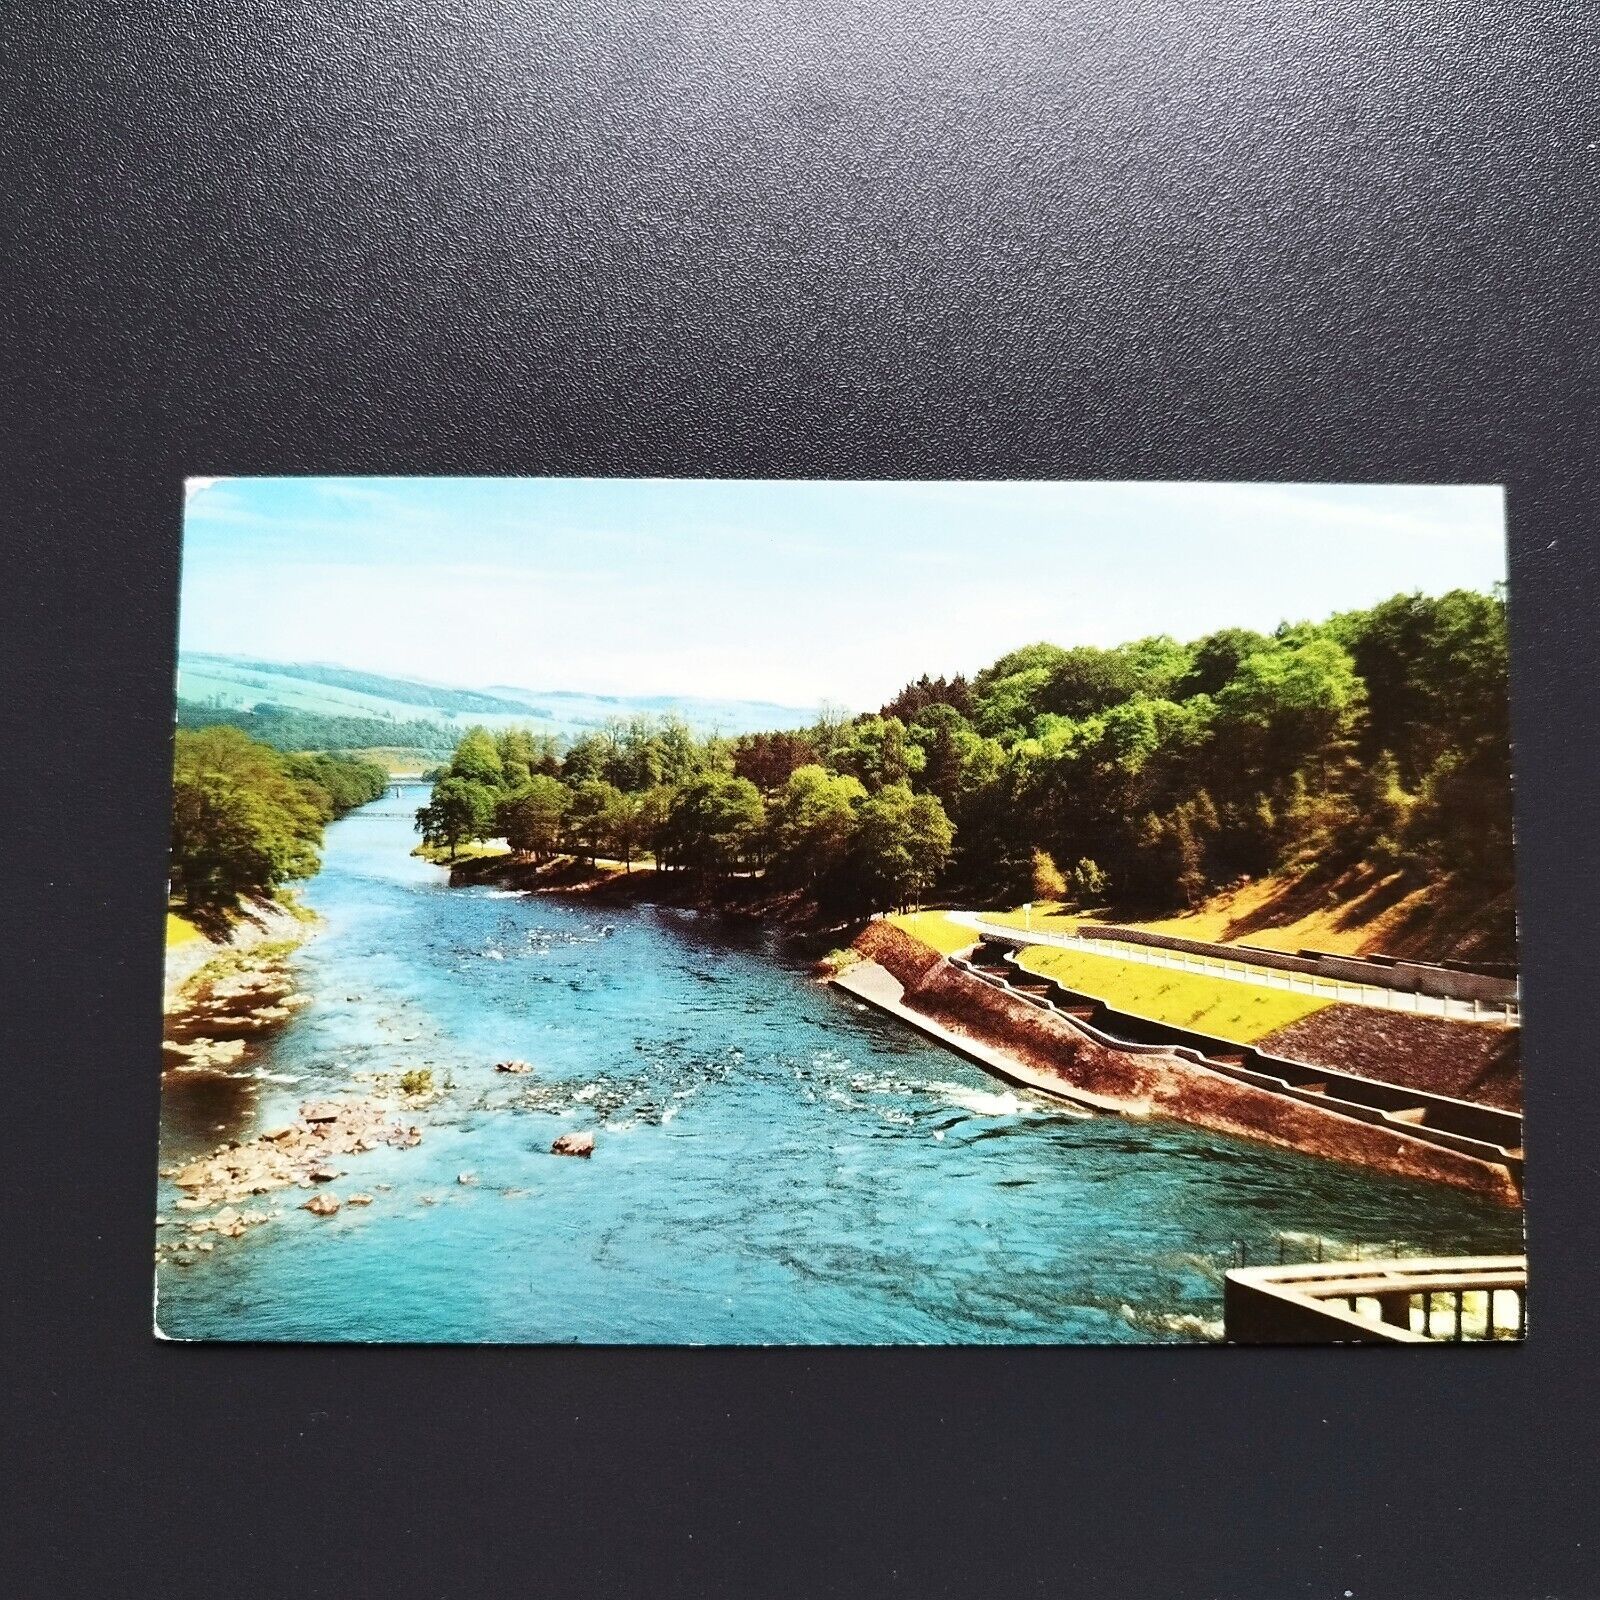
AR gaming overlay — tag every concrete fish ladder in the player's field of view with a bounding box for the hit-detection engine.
[846,922,1521,1208]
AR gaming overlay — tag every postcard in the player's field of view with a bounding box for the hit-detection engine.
[156,478,1524,1343]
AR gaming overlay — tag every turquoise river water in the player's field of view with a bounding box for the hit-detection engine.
[155,784,1521,1343]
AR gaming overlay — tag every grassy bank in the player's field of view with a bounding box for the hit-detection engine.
[957,859,1513,967]
[163,894,318,1009]
[887,911,982,956]
[886,908,1330,1044]
[412,839,512,865]
[1015,944,1330,1044]
[1116,866,1513,964]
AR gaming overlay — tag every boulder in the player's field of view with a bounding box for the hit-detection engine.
[551,1131,595,1159]
[302,1193,340,1216]
[346,1193,374,1206]
[300,1101,343,1123]
[457,1171,477,1185]
[495,1060,534,1075]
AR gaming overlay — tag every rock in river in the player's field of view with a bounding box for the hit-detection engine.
[551,1131,595,1158]
[302,1193,341,1216]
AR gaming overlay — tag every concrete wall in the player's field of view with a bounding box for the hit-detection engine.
[857,923,1522,1207]
[974,943,1523,1152]
[1076,923,1518,1007]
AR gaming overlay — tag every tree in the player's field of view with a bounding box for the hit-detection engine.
[170,727,329,915]
[1174,627,1272,699]
[770,765,866,886]
[971,665,1057,740]
[880,673,975,722]
[831,716,922,792]
[1213,636,1365,794]
[1069,858,1108,905]
[415,777,496,859]
[731,729,819,791]
[661,773,766,877]
[853,785,954,911]
[496,775,569,860]
[1030,848,1068,901]
[906,703,980,807]
[283,752,390,817]
[566,779,624,865]
[1040,646,1147,719]
[561,734,609,785]
[603,788,647,870]
[448,726,504,788]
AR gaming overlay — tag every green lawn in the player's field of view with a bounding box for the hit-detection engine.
[412,840,513,864]
[886,910,981,956]
[165,911,203,948]
[1016,943,1330,1044]
[978,902,1083,934]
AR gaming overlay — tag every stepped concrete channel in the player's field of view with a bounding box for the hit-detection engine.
[838,924,1522,1206]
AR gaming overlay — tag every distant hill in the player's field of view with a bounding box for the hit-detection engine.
[175,652,818,744]
[187,654,540,717]
[480,683,821,736]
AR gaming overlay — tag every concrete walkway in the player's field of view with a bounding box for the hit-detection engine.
[831,960,1125,1117]
[945,913,1513,1025]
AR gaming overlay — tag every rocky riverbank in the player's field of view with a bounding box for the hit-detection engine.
[155,1093,429,1278]
[163,897,316,1073]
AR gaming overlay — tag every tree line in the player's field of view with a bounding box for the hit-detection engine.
[416,586,1512,928]
[176,698,460,757]
[415,722,955,912]
[169,727,390,918]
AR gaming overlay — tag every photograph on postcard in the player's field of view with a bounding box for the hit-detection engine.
[156,478,1524,1344]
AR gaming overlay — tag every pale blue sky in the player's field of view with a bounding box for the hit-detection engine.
[181,478,1507,711]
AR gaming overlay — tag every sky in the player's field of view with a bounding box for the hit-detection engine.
[181,477,1507,712]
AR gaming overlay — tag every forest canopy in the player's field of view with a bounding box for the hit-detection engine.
[412,586,1513,932]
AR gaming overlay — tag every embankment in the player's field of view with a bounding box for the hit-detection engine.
[163,897,316,1071]
[850,922,1521,1206]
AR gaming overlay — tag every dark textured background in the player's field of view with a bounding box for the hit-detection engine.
[5,2,1597,1595]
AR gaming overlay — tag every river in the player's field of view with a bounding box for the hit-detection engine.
[155,784,1521,1343]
